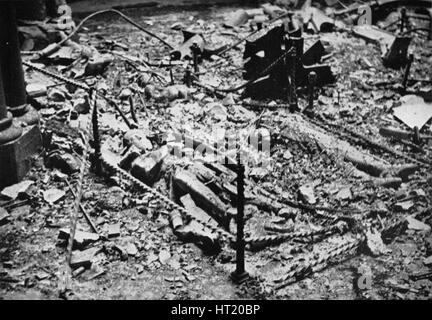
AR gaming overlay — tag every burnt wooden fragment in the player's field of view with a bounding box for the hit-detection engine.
[243,30,334,99]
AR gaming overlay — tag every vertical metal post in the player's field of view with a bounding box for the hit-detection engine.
[185,66,192,87]
[169,57,174,85]
[192,42,200,74]
[413,126,421,145]
[306,71,317,113]
[288,37,303,112]
[400,8,406,33]
[402,54,414,92]
[288,47,298,112]
[230,149,249,284]
[283,36,291,109]
[285,52,291,108]
[91,91,102,175]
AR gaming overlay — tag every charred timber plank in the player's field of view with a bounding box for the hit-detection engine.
[130,146,168,186]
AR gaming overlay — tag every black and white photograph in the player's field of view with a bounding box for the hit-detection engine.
[0,0,431,306]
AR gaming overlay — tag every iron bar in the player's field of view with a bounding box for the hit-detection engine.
[230,149,249,284]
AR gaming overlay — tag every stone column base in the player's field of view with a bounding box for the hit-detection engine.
[0,124,42,188]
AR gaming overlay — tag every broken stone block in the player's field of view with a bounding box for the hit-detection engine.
[26,83,47,98]
[84,54,113,76]
[205,102,227,121]
[366,229,391,256]
[336,187,352,201]
[175,221,221,254]
[188,162,220,184]
[96,187,125,211]
[112,244,128,261]
[373,177,402,189]
[119,88,133,100]
[43,188,66,204]
[406,216,431,232]
[35,271,50,281]
[72,266,86,278]
[125,243,138,256]
[173,170,229,226]
[424,256,432,267]
[119,146,141,171]
[70,246,102,269]
[169,210,184,230]
[394,200,414,212]
[222,93,235,106]
[106,223,121,238]
[161,86,180,101]
[158,249,171,264]
[283,150,293,160]
[46,152,80,174]
[299,184,316,205]
[180,194,219,230]
[245,8,264,17]
[123,129,153,152]
[1,180,34,199]
[73,97,90,114]
[58,228,100,249]
[130,146,168,186]
[261,3,286,19]
[224,9,250,28]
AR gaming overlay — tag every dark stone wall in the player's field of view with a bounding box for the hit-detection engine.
[15,0,67,21]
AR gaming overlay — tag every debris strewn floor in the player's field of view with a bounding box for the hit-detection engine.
[1,1,432,300]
